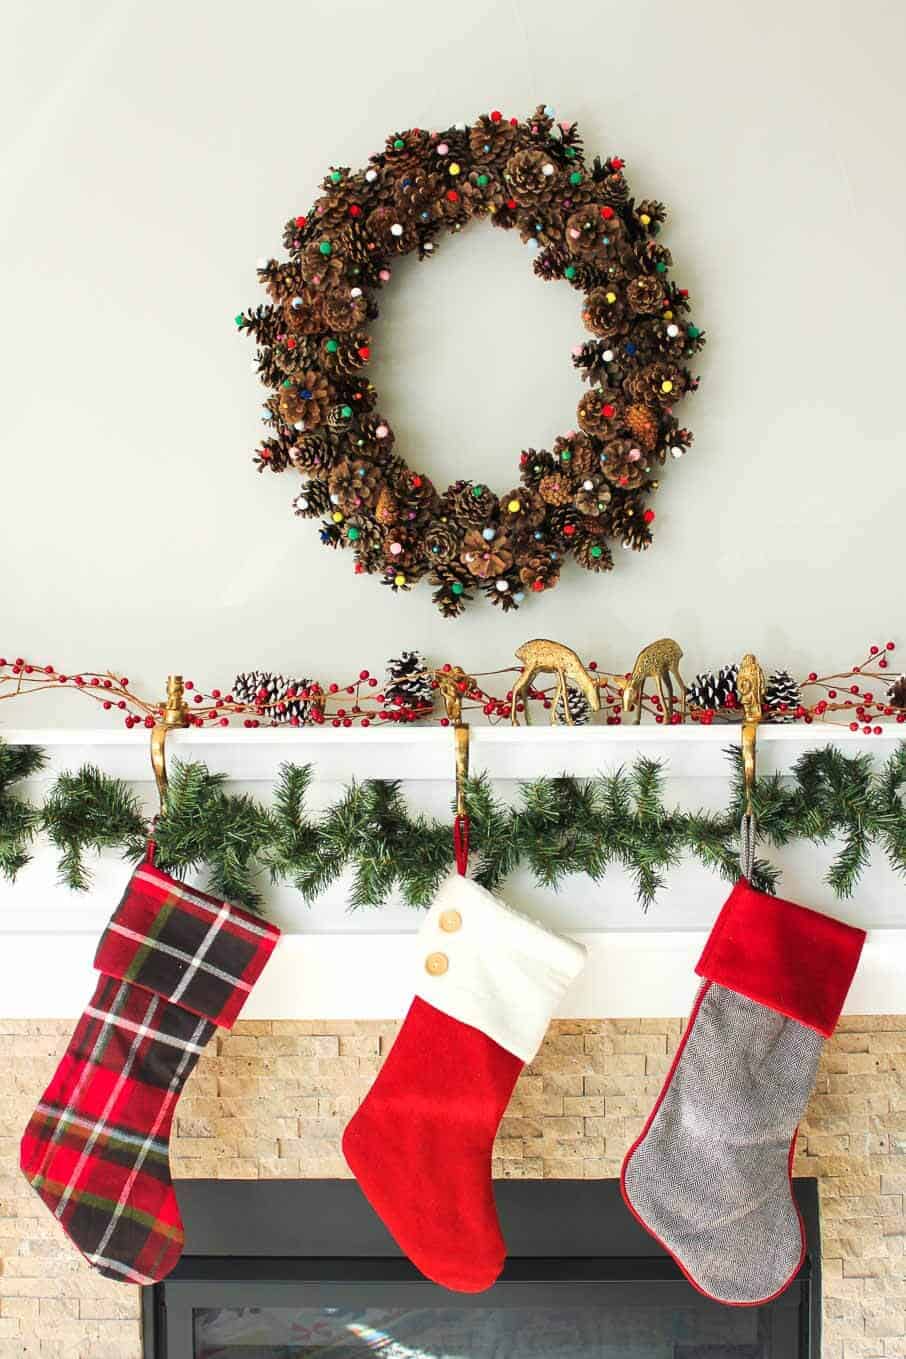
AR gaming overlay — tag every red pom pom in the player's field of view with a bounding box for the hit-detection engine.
[601,403,615,418]
[490,110,502,122]
[446,189,460,202]
[643,509,656,524]
[563,523,576,537]
[348,204,362,217]
[506,198,518,210]
[295,215,307,227]
[600,206,615,219]
[358,345,370,359]
[611,156,624,169]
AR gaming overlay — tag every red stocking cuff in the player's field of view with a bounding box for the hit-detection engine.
[94,863,280,1029]
[695,879,865,1037]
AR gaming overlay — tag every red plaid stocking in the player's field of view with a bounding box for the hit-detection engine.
[20,861,280,1284]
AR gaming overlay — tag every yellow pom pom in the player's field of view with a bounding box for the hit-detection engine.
[605,291,616,304]
[661,380,673,394]
[449,162,461,176]
[507,498,522,513]
[394,573,406,586]
[663,310,673,321]
[331,511,344,523]
[639,213,651,226]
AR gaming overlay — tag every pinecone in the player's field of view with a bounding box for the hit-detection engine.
[366,206,417,255]
[460,528,514,580]
[625,403,660,451]
[423,518,461,564]
[445,480,499,526]
[554,685,593,725]
[292,480,332,518]
[470,114,517,166]
[300,239,345,285]
[687,665,740,714]
[582,286,626,339]
[232,672,313,724]
[626,275,665,315]
[430,565,473,617]
[274,336,319,375]
[372,484,400,526]
[765,669,802,721]
[278,371,331,430]
[498,487,547,531]
[384,651,434,715]
[519,448,557,489]
[577,388,620,437]
[504,148,559,206]
[316,334,370,378]
[538,473,573,506]
[284,289,328,336]
[462,166,499,213]
[354,413,396,460]
[382,128,432,174]
[635,199,667,231]
[289,433,338,476]
[599,438,647,490]
[573,534,613,572]
[322,288,368,333]
[887,675,906,709]
[553,433,596,480]
[565,205,619,261]
[626,361,686,408]
[575,479,612,516]
[602,492,653,551]
[328,458,382,514]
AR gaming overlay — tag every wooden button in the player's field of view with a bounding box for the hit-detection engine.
[439,909,462,933]
[425,952,449,976]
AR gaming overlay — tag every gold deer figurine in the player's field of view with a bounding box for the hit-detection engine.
[609,638,687,724]
[510,640,601,726]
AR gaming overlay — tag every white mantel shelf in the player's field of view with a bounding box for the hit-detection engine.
[2,722,900,783]
[2,723,904,1020]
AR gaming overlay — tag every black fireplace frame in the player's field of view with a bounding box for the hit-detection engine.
[143,1178,820,1358]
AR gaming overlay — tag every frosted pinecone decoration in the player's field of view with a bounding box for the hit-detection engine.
[687,664,739,714]
[232,671,313,724]
[554,685,593,725]
[764,669,802,722]
[384,651,434,716]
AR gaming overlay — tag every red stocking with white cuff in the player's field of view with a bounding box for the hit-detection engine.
[621,879,865,1305]
[342,875,586,1293]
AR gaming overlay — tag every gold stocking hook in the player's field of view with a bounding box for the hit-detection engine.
[150,675,190,815]
[737,653,766,819]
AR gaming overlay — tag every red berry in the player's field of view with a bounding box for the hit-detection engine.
[828,689,837,698]
[850,722,859,731]
[807,672,817,682]
[874,725,882,735]
[440,717,450,727]
[329,683,339,693]
[144,715,155,728]
[887,641,895,650]
[589,661,598,670]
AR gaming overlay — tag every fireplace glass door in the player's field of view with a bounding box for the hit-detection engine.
[156,1269,807,1359]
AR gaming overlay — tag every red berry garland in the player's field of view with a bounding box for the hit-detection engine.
[239,104,705,617]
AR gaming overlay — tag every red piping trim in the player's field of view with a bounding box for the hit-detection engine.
[453,814,469,876]
[619,980,807,1308]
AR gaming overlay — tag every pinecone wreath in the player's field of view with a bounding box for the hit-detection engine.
[240,104,706,616]
[553,685,593,725]
[384,651,434,717]
[232,671,313,724]
[764,669,802,722]
[887,675,906,710]
[687,664,739,715]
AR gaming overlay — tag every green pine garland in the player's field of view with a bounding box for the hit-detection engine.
[1,738,905,914]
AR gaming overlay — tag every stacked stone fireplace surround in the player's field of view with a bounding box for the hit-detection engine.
[0,1013,904,1357]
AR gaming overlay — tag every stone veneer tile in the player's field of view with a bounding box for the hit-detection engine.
[0,1016,903,1358]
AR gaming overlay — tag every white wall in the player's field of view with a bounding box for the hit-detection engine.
[3,0,906,719]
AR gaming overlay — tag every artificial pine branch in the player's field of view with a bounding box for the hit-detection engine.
[0,740,44,879]
[40,766,146,890]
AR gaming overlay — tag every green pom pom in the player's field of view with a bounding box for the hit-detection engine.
[450,582,465,596]
[656,261,667,274]
[472,484,485,497]
[347,526,360,541]
[476,174,489,187]
[561,448,572,461]
[330,170,342,183]
[564,266,576,280]
[340,405,352,419]
[590,544,603,558]
[393,138,405,150]
[319,241,332,256]
[326,339,339,353]
[234,314,245,327]
[687,324,701,339]
[569,171,583,186]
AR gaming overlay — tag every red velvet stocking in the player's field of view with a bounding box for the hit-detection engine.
[343,875,585,1292]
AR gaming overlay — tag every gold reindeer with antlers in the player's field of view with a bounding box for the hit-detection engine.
[510,640,601,726]
[606,638,687,724]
